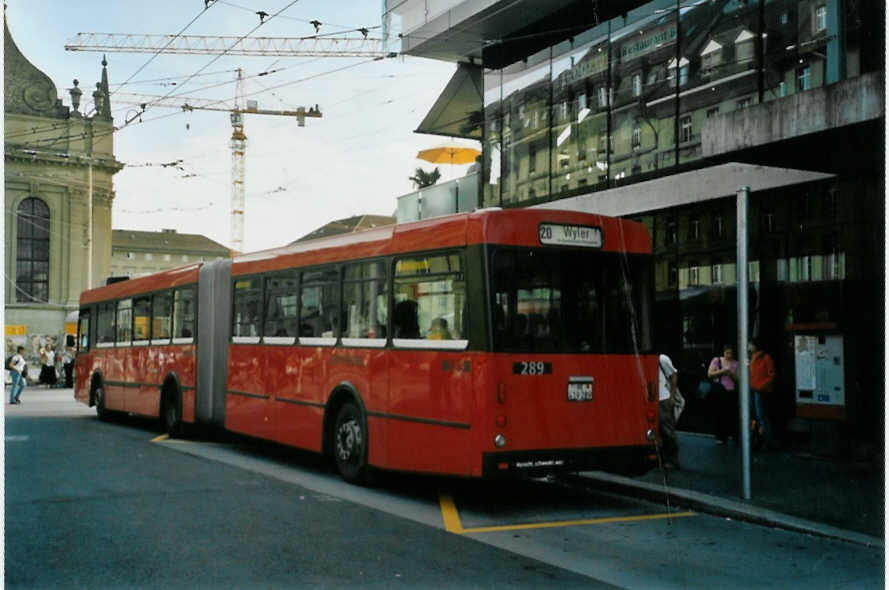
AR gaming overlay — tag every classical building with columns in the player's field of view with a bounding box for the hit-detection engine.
[4,14,123,361]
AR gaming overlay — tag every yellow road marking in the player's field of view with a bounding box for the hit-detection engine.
[151,434,169,442]
[439,493,694,535]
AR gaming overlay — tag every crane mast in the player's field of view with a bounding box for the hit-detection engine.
[230,69,247,254]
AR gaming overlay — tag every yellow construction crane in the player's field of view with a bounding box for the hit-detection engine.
[113,69,321,254]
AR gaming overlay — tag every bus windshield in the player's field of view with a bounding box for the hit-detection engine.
[490,247,653,354]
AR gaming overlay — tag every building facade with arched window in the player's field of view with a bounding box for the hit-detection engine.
[4,14,123,366]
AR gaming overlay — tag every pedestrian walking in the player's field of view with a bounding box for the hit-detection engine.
[749,337,778,449]
[658,353,683,470]
[39,343,57,388]
[62,346,75,388]
[708,343,739,444]
[8,346,27,404]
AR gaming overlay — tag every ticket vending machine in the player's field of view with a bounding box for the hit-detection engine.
[794,333,845,420]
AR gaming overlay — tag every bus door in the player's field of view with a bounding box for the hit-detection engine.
[387,252,474,475]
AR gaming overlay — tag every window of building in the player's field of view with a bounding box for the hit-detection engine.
[646,69,658,85]
[689,216,700,240]
[15,197,50,302]
[814,5,827,32]
[701,40,722,70]
[164,254,171,262]
[711,262,723,284]
[182,255,189,262]
[780,11,789,25]
[528,144,536,173]
[665,217,678,246]
[632,126,641,150]
[688,261,700,286]
[797,65,811,91]
[762,208,775,233]
[145,253,153,261]
[668,57,689,87]
[127,252,135,260]
[735,30,755,62]
[736,97,752,109]
[778,81,787,97]
[706,106,720,118]
[680,116,693,143]
[597,86,611,108]
[342,261,388,343]
[668,261,678,285]
[714,214,726,239]
[632,73,642,97]
[578,93,587,111]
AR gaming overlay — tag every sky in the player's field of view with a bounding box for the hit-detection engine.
[6,0,472,252]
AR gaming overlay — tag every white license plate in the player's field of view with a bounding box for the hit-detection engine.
[567,380,593,402]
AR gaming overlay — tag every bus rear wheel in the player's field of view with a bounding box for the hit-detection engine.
[333,401,369,484]
[161,388,184,438]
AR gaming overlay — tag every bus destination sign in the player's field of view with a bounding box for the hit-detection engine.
[538,223,603,248]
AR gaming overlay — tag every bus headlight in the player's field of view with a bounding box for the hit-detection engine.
[646,429,656,441]
[494,434,507,448]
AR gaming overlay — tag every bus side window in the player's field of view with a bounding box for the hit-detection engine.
[173,287,196,340]
[133,296,151,342]
[264,274,298,339]
[152,291,173,342]
[232,278,262,340]
[97,302,115,346]
[300,268,338,341]
[116,299,133,346]
[77,309,91,351]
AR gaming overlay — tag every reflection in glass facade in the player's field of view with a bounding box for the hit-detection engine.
[481,0,873,208]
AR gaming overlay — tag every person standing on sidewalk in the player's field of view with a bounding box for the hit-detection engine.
[658,353,682,470]
[749,337,778,449]
[8,346,27,405]
[708,344,739,444]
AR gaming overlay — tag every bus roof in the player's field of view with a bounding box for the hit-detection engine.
[79,263,200,306]
[231,208,651,277]
[79,209,651,305]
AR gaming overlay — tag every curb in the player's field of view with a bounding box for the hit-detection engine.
[562,471,883,549]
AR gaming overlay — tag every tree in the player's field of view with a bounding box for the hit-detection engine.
[409,167,441,188]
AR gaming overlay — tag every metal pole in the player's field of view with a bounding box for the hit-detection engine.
[737,185,751,500]
[87,162,93,289]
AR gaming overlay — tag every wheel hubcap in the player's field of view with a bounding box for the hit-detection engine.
[336,419,362,461]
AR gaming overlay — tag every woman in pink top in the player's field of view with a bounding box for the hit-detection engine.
[707,344,739,444]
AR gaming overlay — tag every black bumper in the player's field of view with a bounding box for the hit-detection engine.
[482,444,658,478]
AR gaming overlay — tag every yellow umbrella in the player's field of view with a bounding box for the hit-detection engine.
[416,145,480,165]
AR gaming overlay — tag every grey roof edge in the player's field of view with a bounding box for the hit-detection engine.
[533,163,837,217]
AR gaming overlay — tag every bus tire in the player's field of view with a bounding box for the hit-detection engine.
[93,384,112,421]
[161,384,184,439]
[332,401,369,484]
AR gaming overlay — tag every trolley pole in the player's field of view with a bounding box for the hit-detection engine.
[737,185,751,500]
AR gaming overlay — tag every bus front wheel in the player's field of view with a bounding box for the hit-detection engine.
[93,385,111,421]
[333,401,369,484]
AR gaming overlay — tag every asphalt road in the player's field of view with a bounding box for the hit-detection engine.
[5,389,884,589]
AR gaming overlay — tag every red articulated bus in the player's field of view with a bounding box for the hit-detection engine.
[75,208,659,482]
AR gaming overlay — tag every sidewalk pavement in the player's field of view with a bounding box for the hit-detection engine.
[576,431,884,548]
